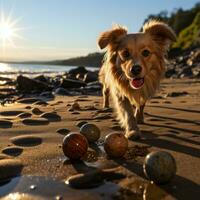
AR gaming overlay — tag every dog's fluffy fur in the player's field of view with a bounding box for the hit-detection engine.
[98,20,176,139]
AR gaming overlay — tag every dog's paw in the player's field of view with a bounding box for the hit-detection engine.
[125,129,141,140]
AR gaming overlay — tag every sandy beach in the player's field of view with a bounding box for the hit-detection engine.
[0,78,199,199]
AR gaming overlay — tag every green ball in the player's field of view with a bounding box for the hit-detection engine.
[80,123,100,143]
[143,151,176,184]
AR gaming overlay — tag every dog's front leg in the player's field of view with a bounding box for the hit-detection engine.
[135,104,145,124]
[113,94,141,140]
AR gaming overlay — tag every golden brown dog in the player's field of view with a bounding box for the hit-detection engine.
[98,20,176,139]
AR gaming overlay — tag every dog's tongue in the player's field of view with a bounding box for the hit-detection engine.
[131,78,144,89]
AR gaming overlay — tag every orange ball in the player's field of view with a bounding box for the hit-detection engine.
[104,133,128,158]
[62,133,88,160]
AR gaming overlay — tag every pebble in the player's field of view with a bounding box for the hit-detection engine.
[76,121,88,128]
[32,107,43,115]
[80,123,100,143]
[71,102,80,110]
[0,111,24,116]
[56,128,70,135]
[2,147,23,156]
[17,112,32,118]
[17,98,41,104]
[33,100,48,106]
[22,118,49,126]
[10,135,42,147]
[94,114,112,120]
[66,170,104,189]
[40,112,61,122]
[0,159,23,180]
[0,120,12,128]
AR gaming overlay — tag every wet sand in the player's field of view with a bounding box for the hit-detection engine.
[0,78,200,199]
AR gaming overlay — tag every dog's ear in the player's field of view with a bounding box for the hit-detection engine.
[142,20,176,50]
[98,25,127,49]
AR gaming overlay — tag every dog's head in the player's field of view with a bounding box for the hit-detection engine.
[98,20,176,90]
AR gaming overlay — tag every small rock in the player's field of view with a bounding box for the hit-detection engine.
[2,147,23,156]
[71,102,80,110]
[60,78,86,89]
[40,112,61,122]
[17,112,32,118]
[16,75,51,92]
[76,121,88,128]
[56,128,70,135]
[33,100,48,106]
[10,135,42,147]
[0,120,12,128]
[94,114,112,120]
[32,107,43,115]
[166,91,188,97]
[17,98,41,104]
[66,170,104,189]
[22,118,49,125]
[54,87,70,96]
[0,159,23,180]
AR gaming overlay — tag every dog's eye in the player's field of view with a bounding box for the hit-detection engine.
[142,49,150,57]
[122,49,130,59]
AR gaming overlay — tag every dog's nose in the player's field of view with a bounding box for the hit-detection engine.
[131,65,142,76]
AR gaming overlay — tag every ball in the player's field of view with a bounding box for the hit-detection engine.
[62,133,88,160]
[104,133,128,158]
[143,151,176,184]
[80,123,100,143]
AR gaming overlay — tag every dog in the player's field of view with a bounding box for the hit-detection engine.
[98,20,176,139]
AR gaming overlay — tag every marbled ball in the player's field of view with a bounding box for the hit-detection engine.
[104,133,128,158]
[80,123,100,143]
[62,133,88,160]
[143,151,176,184]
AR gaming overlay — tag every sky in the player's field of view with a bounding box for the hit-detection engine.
[0,0,199,61]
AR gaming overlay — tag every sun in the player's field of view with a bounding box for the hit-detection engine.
[0,11,24,49]
[0,22,13,40]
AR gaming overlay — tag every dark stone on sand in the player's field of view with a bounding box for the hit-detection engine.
[54,87,70,95]
[34,75,48,83]
[33,100,48,106]
[10,135,42,146]
[40,91,54,98]
[18,98,41,104]
[94,114,112,120]
[17,112,32,118]
[165,68,177,78]
[40,112,61,122]
[68,66,88,76]
[111,125,123,131]
[66,170,104,189]
[0,110,24,116]
[60,78,86,89]
[2,147,23,156]
[76,121,88,128]
[71,112,80,115]
[16,75,51,92]
[25,106,32,109]
[22,118,49,126]
[83,71,98,83]
[178,66,193,78]
[167,91,188,97]
[56,128,70,135]
[0,159,23,180]
[32,107,43,115]
[0,120,13,128]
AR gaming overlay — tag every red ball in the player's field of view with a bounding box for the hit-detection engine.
[62,133,88,160]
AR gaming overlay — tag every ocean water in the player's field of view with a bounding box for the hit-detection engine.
[0,63,99,78]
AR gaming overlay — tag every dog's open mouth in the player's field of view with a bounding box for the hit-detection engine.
[130,77,144,89]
